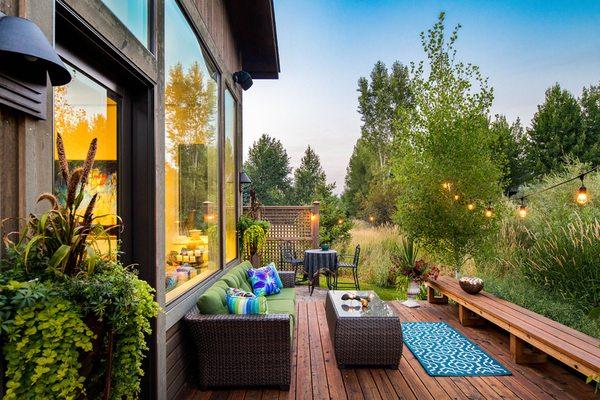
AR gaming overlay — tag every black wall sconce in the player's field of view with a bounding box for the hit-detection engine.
[0,12,72,119]
[239,171,252,192]
[233,70,253,91]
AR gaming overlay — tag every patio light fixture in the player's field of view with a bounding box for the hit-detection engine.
[576,175,589,206]
[467,201,475,211]
[239,171,252,192]
[233,70,253,90]
[518,198,527,219]
[0,12,71,86]
[484,203,493,218]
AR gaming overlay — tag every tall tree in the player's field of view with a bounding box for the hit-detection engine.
[526,84,584,177]
[244,134,292,205]
[342,138,376,216]
[357,61,412,169]
[581,83,600,167]
[393,12,502,273]
[490,115,528,191]
[293,146,333,205]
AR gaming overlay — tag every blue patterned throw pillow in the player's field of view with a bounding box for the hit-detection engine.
[247,265,281,296]
[265,262,283,289]
[226,290,267,315]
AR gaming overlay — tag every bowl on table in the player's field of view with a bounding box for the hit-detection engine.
[459,277,484,295]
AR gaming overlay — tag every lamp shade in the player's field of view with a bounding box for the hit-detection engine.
[239,171,252,185]
[0,13,71,86]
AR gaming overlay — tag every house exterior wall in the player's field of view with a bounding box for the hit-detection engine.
[0,1,252,399]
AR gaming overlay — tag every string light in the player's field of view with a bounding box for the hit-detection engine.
[338,218,344,225]
[518,198,527,219]
[369,215,375,222]
[453,193,460,201]
[467,201,475,211]
[577,175,589,206]
[442,182,452,191]
[484,203,493,218]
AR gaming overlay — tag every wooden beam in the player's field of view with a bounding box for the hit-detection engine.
[510,333,548,364]
[458,304,485,327]
[426,285,448,304]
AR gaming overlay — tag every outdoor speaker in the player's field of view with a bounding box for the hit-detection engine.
[233,70,253,90]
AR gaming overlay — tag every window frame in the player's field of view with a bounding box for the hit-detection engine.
[163,0,225,306]
[223,85,240,267]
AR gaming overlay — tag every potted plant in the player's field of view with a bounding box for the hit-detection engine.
[238,214,270,267]
[0,134,159,399]
[391,236,439,308]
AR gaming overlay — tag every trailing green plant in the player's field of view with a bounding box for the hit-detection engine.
[0,134,159,399]
[242,224,267,259]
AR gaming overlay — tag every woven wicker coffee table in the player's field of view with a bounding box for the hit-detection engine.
[325,290,402,368]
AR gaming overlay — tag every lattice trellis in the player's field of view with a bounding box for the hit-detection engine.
[243,204,319,270]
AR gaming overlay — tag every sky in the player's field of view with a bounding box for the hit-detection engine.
[243,0,600,195]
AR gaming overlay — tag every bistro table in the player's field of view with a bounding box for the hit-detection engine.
[304,249,338,291]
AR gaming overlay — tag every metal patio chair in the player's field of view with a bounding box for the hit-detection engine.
[334,244,361,290]
[280,241,305,283]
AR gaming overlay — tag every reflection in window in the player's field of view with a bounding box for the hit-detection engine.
[164,0,220,302]
[224,90,237,263]
[53,65,118,257]
[101,0,149,48]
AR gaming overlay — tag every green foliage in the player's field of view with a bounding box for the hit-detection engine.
[0,136,158,399]
[392,12,502,272]
[242,224,267,258]
[1,280,94,400]
[490,115,529,191]
[293,145,334,205]
[526,84,585,177]
[317,195,352,246]
[342,138,376,216]
[581,83,600,167]
[244,134,292,205]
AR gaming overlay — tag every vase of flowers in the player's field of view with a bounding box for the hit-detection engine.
[391,237,440,308]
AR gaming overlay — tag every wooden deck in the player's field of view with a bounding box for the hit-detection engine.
[185,298,599,400]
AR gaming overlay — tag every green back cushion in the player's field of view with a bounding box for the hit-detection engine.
[197,261,254,314]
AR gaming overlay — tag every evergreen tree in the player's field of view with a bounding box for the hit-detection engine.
[342,138,376,216]
[490,115,528,191]
[526,84,584,177]
[293,146,333,205]
[244,134,292,205]
[581,83,600,167]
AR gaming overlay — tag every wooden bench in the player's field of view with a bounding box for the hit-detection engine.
[425,275,600,379]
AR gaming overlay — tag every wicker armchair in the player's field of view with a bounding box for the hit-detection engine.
[184,270,296,390]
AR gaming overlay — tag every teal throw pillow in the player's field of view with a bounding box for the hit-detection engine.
[226,288,267,314]
[265,262,284,289]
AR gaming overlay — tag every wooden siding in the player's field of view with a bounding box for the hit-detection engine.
[166,320,195,400]
[194,0,241,74]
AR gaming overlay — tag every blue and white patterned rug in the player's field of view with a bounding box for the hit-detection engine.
[402,322,511,377]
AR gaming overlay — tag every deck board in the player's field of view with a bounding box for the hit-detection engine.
[185,298,599,400]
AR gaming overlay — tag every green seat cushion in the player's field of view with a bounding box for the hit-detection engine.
[265,297,296,338]
[230,264,252,292]
[270,288,296,304]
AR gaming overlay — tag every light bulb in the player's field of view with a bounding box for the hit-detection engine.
[442,182,452,191]
[338,219,344,225]
[577,185,588,206]
[518,204,527,219]
[484,206,493,218]
[369,216,375,222]
[453,194,460,201]
[467,203,475,211]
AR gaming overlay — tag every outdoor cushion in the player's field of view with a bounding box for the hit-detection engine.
[197,280,229,314]
[271,288,296,304]
[265,297,296,328]
[229,263,253,292]
[265,262,284,288]
[248,265,281,296]
[226,291,267,315]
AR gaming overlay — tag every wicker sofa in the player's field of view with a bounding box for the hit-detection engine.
[184,261,296,390]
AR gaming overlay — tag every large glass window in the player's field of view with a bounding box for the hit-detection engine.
[101,0,149,48]
[224,90,238,263]
[164,0,220,302]
[53,64,118,257]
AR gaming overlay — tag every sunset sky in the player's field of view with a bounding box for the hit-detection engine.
[243,0,600,194]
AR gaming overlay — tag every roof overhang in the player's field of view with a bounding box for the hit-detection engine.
[226,0,280,79]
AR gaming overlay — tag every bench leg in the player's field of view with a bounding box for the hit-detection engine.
[458,304,485,327]
[510,334,547,364]
[427,286,448,304]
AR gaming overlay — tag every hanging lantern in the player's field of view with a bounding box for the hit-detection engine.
[576,175,589,206]
[518,198,527,219]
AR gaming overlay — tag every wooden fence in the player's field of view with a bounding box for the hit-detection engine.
[243,201,320,270]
